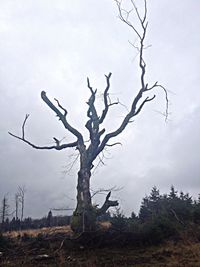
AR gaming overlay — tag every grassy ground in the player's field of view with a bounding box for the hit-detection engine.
[1,226,200,266]
[4,225,73,238]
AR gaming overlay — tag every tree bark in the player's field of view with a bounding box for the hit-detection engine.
[71,168,119,232]
[71,168,97,232]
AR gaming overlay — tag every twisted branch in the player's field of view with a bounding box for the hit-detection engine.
[9,102,79,151]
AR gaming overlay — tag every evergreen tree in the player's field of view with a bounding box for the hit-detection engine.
[168,186,178,200]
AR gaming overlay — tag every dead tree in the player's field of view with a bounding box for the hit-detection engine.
[0,195,9,230]
[15,193,19,220]
[18,186,26,221]
[9,0,168,232]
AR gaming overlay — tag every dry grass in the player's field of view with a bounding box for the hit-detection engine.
[4,225,72,238]
[97,221,112,230]
[4,221,111,239]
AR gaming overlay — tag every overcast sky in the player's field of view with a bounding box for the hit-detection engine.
[0,0,200,218]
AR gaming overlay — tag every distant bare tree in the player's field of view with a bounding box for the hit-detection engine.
[9,0,168,232]
[15,193,19,220]
[18,186,26,221]
[0,195,9,227]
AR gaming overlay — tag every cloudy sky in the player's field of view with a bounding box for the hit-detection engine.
[0,0,200,218]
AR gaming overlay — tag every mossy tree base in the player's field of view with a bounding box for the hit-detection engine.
[71,208,97,233]
[71,191,118,233]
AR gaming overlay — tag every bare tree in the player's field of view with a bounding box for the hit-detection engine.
[9,0,168,232]
[0,195,9,228]
[17,186,26,221]
[15,193,19,220]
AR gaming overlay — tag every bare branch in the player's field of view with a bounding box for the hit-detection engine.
[9,112,78,150]
[10,113,29,141]
[85,77,99,140]
[91,186,122,199]
[154,84,169,121]
[54,98,67,117]
[115,0,142,39]
[96,90,156,155]
[22,114,29,139]
[146,81,158,91]
[96,191,119,216]
[87,77,95,94]
[143,0,147,24]
[53,137,60,146]
[62,152,79,174]
[134,95,156,116]
[9,131,78,151]
[105,142,122,147]
[41,91,84,144]
[145,82,169,121]
[118,99,129,112]
[108,100,119,107]
[99,72,112,124]
[131,0,147,26]
[128,40,140,52]
[94,0,168,156]
[99,128,105,136]
[98,154,106,166]
[91,153,105,175]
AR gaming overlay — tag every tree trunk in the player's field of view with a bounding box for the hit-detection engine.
[71,168,96,232]
[70,166,119,232]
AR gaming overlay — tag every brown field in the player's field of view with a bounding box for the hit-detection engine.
[4,225,72,238]
[1,226,200,266]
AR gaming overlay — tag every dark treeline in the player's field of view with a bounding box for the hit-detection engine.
[0,211,71,232]
[107,186,200,245]
[139,186,200,224]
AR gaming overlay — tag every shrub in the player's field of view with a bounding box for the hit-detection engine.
[0,233,9,249]
[141,217,179,245]
[110,209,129,232]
